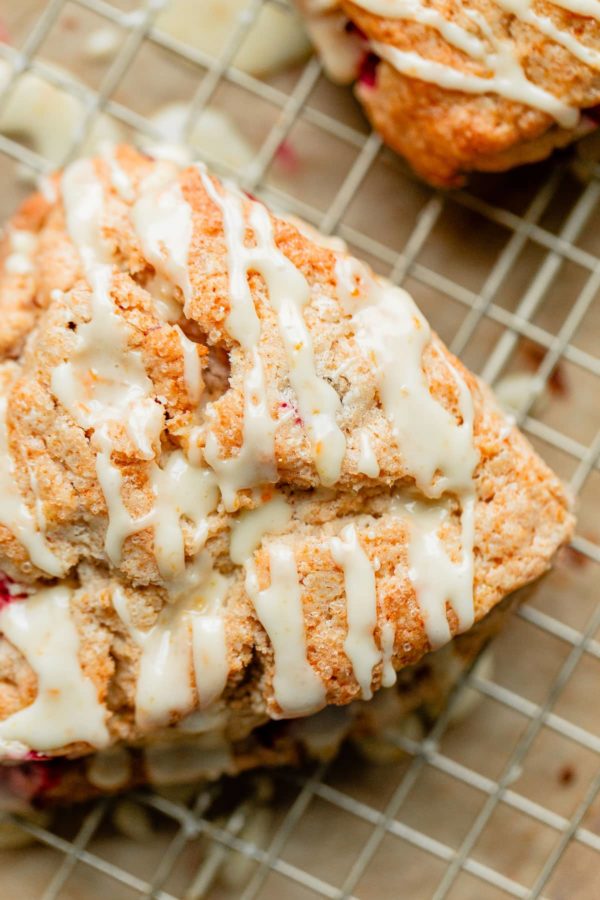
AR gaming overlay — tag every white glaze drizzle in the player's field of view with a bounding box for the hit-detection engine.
[203,347,276,511]
[191,604,229,712]
[494,0,600,69]
[113,585,193,728]
[551,0,600,15]
[0,587,109,751]
[398,496,476,649]
[132,171,194,313]
[54,159,218,580]
[380,620,397,688]
[198,167,346,488]
[372,38,576,128]
[147,453,219,579]
[337,257,478,650]
[357,0,600,69]
[198,169,277,508]
[249,200,346,484]
[101,143,135,202]
[0,391,65,576]
[347,0,586,126]
[177,326,203,405]
[245,543,326,717]
[113,566,229,728]
[330,524,381,700]
[54,158,162,539]
[339,261,478,497]
[230,492,292,565]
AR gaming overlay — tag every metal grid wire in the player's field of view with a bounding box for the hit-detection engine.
[1,1,600,897]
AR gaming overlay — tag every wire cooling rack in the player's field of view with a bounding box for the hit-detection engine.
[1,1,600,897]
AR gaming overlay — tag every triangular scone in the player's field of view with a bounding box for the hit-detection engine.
[296,0,600,186]
[0,146,573,762]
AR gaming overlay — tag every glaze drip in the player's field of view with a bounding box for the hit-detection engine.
[0,587,109,753]
[245,543,326,716]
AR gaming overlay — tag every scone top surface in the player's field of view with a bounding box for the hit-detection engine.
[0,145,573,760]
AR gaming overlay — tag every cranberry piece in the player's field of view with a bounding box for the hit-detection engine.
[0,18,11,44]
[275,139,299,173]
[0,574,28,610]
[4,760,63,802]
[583,104,600,125]
[358,52,380,89]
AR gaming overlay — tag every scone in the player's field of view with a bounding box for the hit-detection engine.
[0,145,573,805]
[296,0,600,186]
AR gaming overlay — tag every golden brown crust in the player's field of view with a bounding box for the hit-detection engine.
[0,147,574,758]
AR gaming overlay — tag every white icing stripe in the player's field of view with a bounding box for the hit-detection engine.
[551,0,600,15]
[113,568,230,728]
[51,260,164,474]
[355,0,600,15]
[343,263,478,497]
[198,170,276,506]
[357,0,600,57]
[330,524,381,700]
[113,586,194,729]
[0,587,109,751]
[101,143,135,201]
[132,174,194,313]
[55,160,218,580]
[360,0,485,56]
[230,492,292,565]
[148,453,219,579]
[55,160,163,567]
[402,496,476,649]
[373,40,577,129]
[203,347,277,511]
[191,612,229,709]
[248,201,346,485]
[177,326,203,406]
[245,544,326,717]
[494,0,600,69]
[380,620,397,688]
[96,437,216,581]
[350,0,597,122]
[338,256,478,648]
[198,169,261,348]
[198,168,346,488]
[0,392,65,577]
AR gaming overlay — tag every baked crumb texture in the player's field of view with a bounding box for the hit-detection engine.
[0,147,573,793]
[297,0,600,186]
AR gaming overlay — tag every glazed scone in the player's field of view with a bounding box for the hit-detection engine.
[0,146,573,774]
[296,0,600,186]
